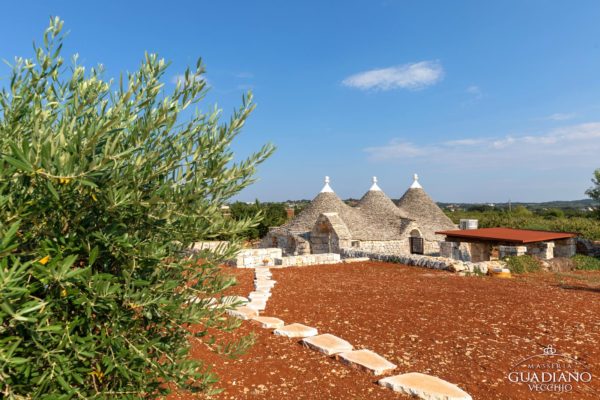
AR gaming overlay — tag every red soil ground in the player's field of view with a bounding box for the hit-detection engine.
[172,262,600,399]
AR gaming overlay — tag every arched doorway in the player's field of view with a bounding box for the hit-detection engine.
[409,229,424,255]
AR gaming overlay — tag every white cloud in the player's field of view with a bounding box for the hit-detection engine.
[544,113,575,121]
[466,85,483,99]
[342,61,444,91]
[364,122,600,169]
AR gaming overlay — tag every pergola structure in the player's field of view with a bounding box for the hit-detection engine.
[436,227,577,262]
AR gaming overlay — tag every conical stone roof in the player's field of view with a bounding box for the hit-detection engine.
[280,177,367,238]
[356,177,411,238]
[396,175,456,240]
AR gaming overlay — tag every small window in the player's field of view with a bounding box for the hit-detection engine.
[351,240,360,248]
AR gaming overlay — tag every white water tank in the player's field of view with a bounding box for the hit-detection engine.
[459,219,478,230]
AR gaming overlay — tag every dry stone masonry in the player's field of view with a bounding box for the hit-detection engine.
[261,175,457,257]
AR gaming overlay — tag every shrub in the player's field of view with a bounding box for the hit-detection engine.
[571,254,600,271]
[0,18,273,398]
[505,255,541,274]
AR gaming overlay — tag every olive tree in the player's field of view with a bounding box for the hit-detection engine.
[0,18,273,398]
[586,168,600,217]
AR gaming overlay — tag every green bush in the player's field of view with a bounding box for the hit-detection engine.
[229,201,288,240]
[504,255,541,274]
[0,18,273,398]
[571,254,600,271]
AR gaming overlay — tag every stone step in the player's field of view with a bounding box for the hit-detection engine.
[254,286,273,293]
[255,280,274,285]
[336,349,396,375]
[273,323,318,338]
[378,373,472,400]
[301,334,354,356]
[249,291,271,298]
[225,306,258,320]
[246,300,267,311]
[248,293,270,301]
[251,316,285,329]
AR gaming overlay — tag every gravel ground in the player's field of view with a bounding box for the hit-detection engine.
[171,262,600,399]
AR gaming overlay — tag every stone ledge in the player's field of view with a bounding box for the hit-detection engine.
[225,306,258,320]
[378,372,472,400]
[302,334,353,356]
[273,323,318,338]
[336,349,396,375]
[250,316,285,329]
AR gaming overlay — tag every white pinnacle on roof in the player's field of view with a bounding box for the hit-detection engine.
[410,173,423,189]
[369,176,382,191]
[320,176,334,193]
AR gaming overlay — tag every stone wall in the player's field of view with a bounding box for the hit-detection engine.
[310,213,351,254]
[339,247,500,275]
[469,242,492,262]
[353,239,407,254]
[234,248,283,268]
[232,249,341,268]
[525,242,555,260]
[260,229,311,255]
[553,238,576,258]
[440,241,471,260]
[277,253,341,267]
[576,238,600,257]
[499,245,527,258]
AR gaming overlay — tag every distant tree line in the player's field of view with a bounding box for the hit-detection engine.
[229,201,289,240]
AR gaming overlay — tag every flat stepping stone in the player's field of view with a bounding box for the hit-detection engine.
[255,280,274,285]
[250,316,285,329]
[378,373,472,400]
[246,300,267,311]
[225,306,258,320]
[273,323,318,338]
[248,292,270,300]
[254,286,273,292]
[302,334,353,356]
[249,291,271,298]
[336,349,396,375]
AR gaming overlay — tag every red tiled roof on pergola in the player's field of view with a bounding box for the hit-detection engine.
[435,227,577,244]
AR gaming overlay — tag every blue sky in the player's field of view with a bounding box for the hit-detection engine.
[2,1,600,202]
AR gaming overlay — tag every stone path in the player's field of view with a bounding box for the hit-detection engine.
[226,266,471,400]
[379,372,472,400]
[337,349,397,375]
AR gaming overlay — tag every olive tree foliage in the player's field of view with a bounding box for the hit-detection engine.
[0,18,273,398]
[586,168,600,217]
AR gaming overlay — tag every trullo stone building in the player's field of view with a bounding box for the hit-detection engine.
[261,174,456,256]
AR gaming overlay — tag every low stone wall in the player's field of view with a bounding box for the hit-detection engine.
[277,253,341,267]
[576,238,600,257]
[339,247,501,275]
[232,249,340,268]
[235,248,283,268]
[499,245,527,258]
[526,242,555,260]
